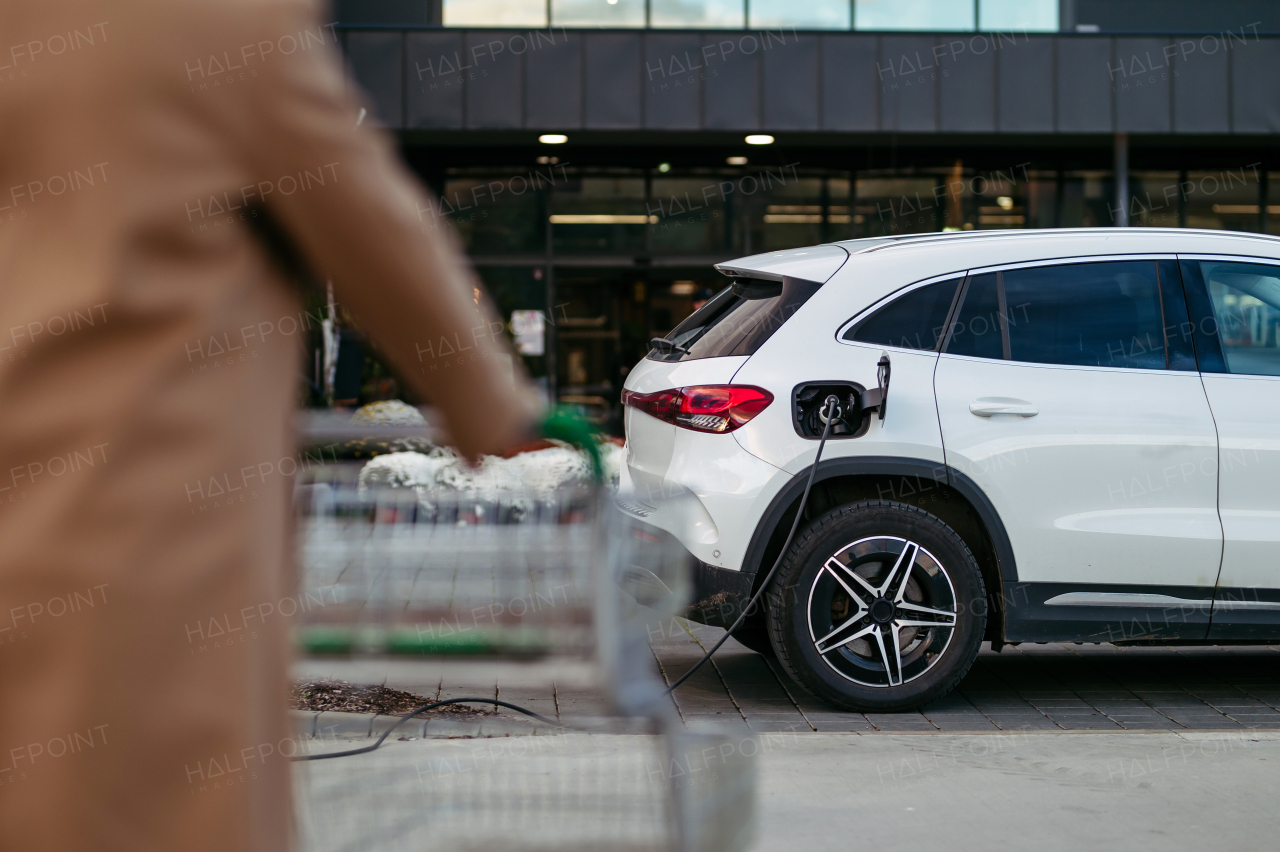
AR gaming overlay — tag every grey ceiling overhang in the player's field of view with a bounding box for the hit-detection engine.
[338,28,1280,135]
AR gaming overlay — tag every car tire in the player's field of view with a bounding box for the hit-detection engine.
[729,622,776,657]
[765,500,986,712]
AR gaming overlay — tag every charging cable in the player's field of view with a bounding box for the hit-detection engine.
[295,398,837,759]
[294,697,561,761]
[663,396,838,694]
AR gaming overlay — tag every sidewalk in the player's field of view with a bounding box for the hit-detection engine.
[294,623,1280,737]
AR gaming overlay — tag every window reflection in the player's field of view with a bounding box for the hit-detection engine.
[1202,261,1280,377]
[442,0,547,26]
[750,0,850,29]
[649,0,744,28]
[552,0,646,27]
[977,0,1057,31]
[1185,169,1263,233]
[441,173,548,255]
[855,0,973,31]
[551,177,648,255]
[649,177,733,255]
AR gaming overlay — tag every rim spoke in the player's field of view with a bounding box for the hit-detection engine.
[895,618,956,630]
[878,541,919,603]
[824,558,878,607]
[872,624,904,686]
[895,601,957,626]
[815,621,876,656]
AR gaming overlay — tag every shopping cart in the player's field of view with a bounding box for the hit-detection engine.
[290,411,757,852]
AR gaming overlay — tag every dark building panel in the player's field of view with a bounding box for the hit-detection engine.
[346,31,404,128]
[762,34,820,130]
[406,31,464,130]
[998,36,1054,132]
[878,36,939,132]
[526,31,582,130]
[1232,37,1280,133]
[1114,38,1172,132]
[462,32,524,130]
[1172,40,1228,132]
[940,35,994,132]
[335,0,436,25]
[820,35,878,131]
[1056,37,1112,132]
[643,33,703,130]
[703,33,762,130]
[1073,0,1278,34]
[584,33,642,129]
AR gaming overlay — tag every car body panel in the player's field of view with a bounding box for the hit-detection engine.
[731,343,946,474]
[619,354,778,571]
[934,354,1223,589]
[619,228,1280,643]
[1201,373,1280,636]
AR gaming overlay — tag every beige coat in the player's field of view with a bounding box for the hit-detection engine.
[0,0,539,849]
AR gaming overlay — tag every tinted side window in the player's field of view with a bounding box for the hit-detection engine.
[1003,261,1165,369]
[648,277,822,362]
[843,278,960,351]
[946,273,1003,359]
[1197,260,1280,377]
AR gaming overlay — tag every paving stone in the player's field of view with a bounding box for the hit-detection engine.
[810,716,877,732]
[981,715,1062,731]
[865,714,938,732]
[682,714,752,732]
[747,718,814,733]
[314,711,373,738]
[923,714,1001,732]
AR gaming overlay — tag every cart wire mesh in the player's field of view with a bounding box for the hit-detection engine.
[295,470,599,659]
[291,450,754,852]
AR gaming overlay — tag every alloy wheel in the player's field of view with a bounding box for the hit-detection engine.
[805,535,957,688]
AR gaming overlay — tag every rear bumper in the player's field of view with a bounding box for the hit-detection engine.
[627,510,757,629]
[687,560,756,629]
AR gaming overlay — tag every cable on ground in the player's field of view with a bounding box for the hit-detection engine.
[295,398,837,759]
[293,697,561,761]
[663,397,837,695]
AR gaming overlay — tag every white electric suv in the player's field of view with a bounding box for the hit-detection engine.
[618,228,1280,712]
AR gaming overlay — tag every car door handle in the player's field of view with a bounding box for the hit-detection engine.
[969,398,1039,418]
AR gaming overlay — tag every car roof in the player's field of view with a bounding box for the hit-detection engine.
[828,227,1280,255]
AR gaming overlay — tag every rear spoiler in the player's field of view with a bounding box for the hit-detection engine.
[714,244,849,284]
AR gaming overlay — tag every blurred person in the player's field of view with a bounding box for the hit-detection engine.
[0,1,540,850]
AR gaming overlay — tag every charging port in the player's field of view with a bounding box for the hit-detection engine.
[792,382,869,439]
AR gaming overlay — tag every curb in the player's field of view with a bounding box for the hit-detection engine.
[292,709,549,741]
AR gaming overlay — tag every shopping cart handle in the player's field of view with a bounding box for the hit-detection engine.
[539,407,603,482]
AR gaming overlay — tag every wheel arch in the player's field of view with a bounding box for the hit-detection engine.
[744,456,1017,644]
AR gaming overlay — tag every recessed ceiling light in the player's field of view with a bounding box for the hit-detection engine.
[538,134,568,144]
[996,196,1014,210]
[745,135,774,145]
[726,156,748,165]
[657,162,671,173]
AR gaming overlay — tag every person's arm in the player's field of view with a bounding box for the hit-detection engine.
[227,0,541,458]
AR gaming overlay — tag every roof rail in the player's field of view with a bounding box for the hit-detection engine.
[829,227,1280,254]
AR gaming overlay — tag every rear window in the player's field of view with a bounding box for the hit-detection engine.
[647,277,823,362]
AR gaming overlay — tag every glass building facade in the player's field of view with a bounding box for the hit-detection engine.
[327,8,1280,430]
[441,0,1058,30]
[420,158,1274,428]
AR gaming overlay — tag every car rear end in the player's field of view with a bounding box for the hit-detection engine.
[617,246,849,617]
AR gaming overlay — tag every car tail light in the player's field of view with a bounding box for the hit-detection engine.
[622,385,773,433]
